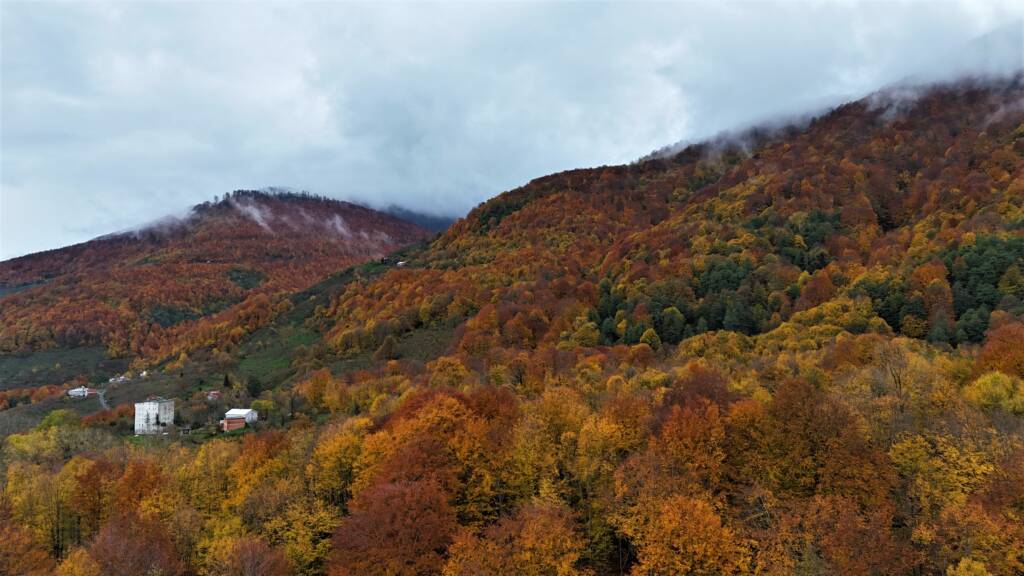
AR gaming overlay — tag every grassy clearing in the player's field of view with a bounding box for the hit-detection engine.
[0,394,104,438]
[396,325,456,363]
[237,325,318,384]
[103,372,197,409]
[325,325,455,376]
[0,280,47,298]
[0,346,128,391]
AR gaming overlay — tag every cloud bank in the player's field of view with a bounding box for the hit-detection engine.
[2,1,1022,259]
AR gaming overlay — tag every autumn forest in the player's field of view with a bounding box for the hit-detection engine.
[2,77,1024,576]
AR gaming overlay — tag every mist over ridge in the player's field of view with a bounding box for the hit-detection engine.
[3,2,1023,259]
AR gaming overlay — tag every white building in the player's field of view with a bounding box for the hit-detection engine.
[67,386,97,398]
[225,408,258,423]
[135,397,175,434]
[221,408,259,432]
[68,386,89,398]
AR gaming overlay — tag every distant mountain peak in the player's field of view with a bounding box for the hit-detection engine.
[0,192,432,358]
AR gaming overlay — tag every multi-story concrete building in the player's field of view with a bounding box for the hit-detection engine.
[134,397,175,434]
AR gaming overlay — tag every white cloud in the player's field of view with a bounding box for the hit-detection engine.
[2,1,1022,259]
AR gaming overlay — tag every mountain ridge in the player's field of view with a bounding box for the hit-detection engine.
[316,75,1023,361]
[0,190,433,361]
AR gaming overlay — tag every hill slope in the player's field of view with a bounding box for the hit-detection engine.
[200,76,1023,574]
[0,190,431,366]
[311,77,1024,362]
[2,77,1024,576]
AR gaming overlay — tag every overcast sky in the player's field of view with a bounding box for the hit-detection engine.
[2,1,1023,260]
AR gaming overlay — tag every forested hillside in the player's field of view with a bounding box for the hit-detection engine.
[0,190,431,365]
[2,77,1023,576]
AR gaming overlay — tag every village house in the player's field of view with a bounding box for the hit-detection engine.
[221,408,258,432]
[135,397,175,435]
[206,390,222,401]
[67,386,97,399]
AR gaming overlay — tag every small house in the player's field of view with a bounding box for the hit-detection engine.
[135,397,175,435]
[67,386,97,399]
[206,390,222,401]
[221,408,258,432]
